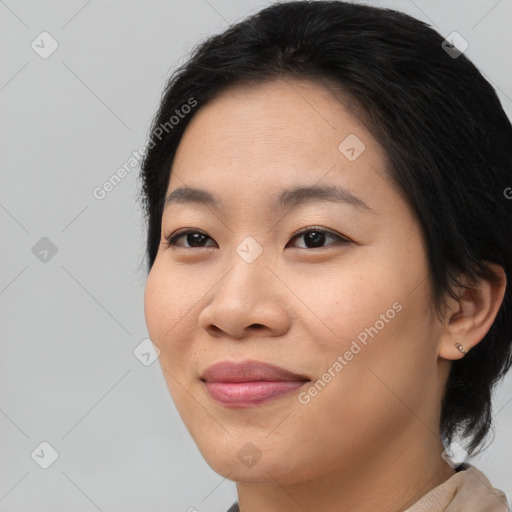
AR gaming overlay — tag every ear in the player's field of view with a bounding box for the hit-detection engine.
[438,262,507,360]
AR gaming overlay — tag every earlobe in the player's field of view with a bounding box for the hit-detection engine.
[437,262,507,361]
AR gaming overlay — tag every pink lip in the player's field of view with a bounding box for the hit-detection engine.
[200,359,310,408]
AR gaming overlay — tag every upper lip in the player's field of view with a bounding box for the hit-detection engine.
[200,359,311,383]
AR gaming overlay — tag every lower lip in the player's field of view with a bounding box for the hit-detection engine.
[204,380,307,407]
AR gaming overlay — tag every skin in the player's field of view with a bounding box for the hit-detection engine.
[144,78,507,512]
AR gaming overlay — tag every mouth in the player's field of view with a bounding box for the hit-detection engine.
[200,359,311,408]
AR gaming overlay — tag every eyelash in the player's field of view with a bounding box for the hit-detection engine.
[162,226,352,250]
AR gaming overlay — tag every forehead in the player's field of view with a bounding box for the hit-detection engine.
[167,78,391,210]
[174,78,381,160]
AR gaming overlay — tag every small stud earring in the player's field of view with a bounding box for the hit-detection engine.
[455,343,467,355]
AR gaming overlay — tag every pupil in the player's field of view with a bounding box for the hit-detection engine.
[188,233,206,247]
[305,231,324,248]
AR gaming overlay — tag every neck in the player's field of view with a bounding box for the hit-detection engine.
[235,427,456,512]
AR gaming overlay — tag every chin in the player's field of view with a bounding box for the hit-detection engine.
[197,441,308,485]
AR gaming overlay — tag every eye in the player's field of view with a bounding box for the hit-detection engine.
[163,229,216,248]
[287,226,352,249]
[162,226,352,250]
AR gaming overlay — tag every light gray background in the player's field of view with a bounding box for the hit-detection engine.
[1,0,511,510]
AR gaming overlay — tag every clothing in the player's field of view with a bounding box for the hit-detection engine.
[225,463,509,511]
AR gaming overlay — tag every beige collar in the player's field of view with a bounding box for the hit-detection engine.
[405,464,508,511]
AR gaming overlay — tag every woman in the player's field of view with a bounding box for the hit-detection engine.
[140,1,511,510]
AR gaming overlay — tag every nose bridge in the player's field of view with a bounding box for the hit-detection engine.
[221,235,271,301]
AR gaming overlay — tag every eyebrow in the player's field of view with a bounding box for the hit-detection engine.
[164,184,373,213]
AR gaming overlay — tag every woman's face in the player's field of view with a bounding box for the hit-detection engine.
[144,78,451,485]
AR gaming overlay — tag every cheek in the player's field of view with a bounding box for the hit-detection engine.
[144,260,185,335]
[144,263,182,356]
[143,266,165,342]
[143,261,200,370]
[292,262,396,345]
[294,251,433,388]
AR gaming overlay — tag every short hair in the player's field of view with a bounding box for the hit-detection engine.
[139,0,512,456]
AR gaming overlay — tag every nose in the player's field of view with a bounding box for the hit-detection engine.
[197,253,291,340]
